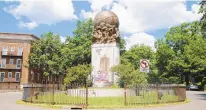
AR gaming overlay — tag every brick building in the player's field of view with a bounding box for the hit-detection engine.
[0,33,39,89]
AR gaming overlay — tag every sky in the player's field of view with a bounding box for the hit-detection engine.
[0,0,203,50]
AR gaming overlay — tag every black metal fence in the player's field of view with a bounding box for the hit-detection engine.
[22,83,88,107]
[124,84,186,105]
[22,83,186,108]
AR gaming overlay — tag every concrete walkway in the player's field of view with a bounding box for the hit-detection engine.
[0,91,205,110]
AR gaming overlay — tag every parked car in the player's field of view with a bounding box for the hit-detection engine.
[188,84,199,90]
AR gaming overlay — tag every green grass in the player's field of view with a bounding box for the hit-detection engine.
[17,99,190,109]
[26,92,179,107]
[16,100,62,109]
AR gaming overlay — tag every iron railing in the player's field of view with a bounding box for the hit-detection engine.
[22,83,88,107]
[22,83,186,108]
[124,84,186,105]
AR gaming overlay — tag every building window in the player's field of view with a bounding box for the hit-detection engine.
[18,46,23,55]
[15,72,20,82]
[2,46,8,55]
[16,59,21,68]
[8,72,12,78]
[11,47,15,52]
[0,72,5,82]
[9,59,14,65]
[1,58,6,68]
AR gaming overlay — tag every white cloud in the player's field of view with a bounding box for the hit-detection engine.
[125,32,156,50]
[80,10,97,20]
[81,0,202,49]
[88,0,113,11]
[18,21,38,29]
[80,0,113,19]
[81,0,202,34]
[4,0,77,29]
[60,36,66,43]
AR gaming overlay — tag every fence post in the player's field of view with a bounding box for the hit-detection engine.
[30,83,33,103]
[156,84,159,104]
[124,83,127,106]
[85,82,88,108]
[52,81,55,105]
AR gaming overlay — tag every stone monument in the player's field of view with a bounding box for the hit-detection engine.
[91,11,120,87]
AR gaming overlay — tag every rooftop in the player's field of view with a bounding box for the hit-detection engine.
[0,32,39,41]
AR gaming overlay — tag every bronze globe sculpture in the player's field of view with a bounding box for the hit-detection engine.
[93,11,119,28]
[93,11,120,44]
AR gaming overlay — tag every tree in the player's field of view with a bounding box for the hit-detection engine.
[155,39,178,83]
[199,1,206,37]
[64,64,92,84]
[112,44,156,85]
[61,19,93,68]
[28,32,63,81]
[120,38,126,55]
[121,44,155,70]
[111,64,147,87]
[156,21,206,84]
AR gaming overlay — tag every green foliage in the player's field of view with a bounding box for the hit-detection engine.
[110,84,120,88]
[120,38,126,55]
[62,19,93,69]
[204,85,206,90]
[28,32,63,76]
[111,64,147,87]
[199,1,206,37]
[120,44,158,83]
[156,21,206,84]
[121,44,154,69]
[64,64,92,84]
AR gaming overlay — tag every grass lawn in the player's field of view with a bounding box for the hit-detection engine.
[26,92,180,108]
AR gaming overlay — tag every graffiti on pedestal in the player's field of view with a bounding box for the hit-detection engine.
[94,71,109,82]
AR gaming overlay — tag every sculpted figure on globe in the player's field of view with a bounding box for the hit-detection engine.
[93,11,120,44]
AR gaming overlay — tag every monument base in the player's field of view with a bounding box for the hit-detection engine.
[91,43,120,87]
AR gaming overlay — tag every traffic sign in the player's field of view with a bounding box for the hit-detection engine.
[140,59,149,73]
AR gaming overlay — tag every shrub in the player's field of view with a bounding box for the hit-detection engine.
[111,64,147,87]
[204,85,206,91]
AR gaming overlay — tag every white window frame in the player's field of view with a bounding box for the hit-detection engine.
[17,46,23,55]
[1,58,6,68]
[0,72,5,82]
[9,59,14,65]
[2,46,8,55]
[16,59,21,68]
[8,72,12,78]
[11,47,15,52]
[15,72,20,82]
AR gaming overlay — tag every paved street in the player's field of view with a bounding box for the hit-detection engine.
[0,92,55,110]
[0,91,205,110]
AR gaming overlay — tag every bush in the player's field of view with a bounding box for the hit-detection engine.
[111,64,147,87]
[204,85,206,91]
[197,82,202,86]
